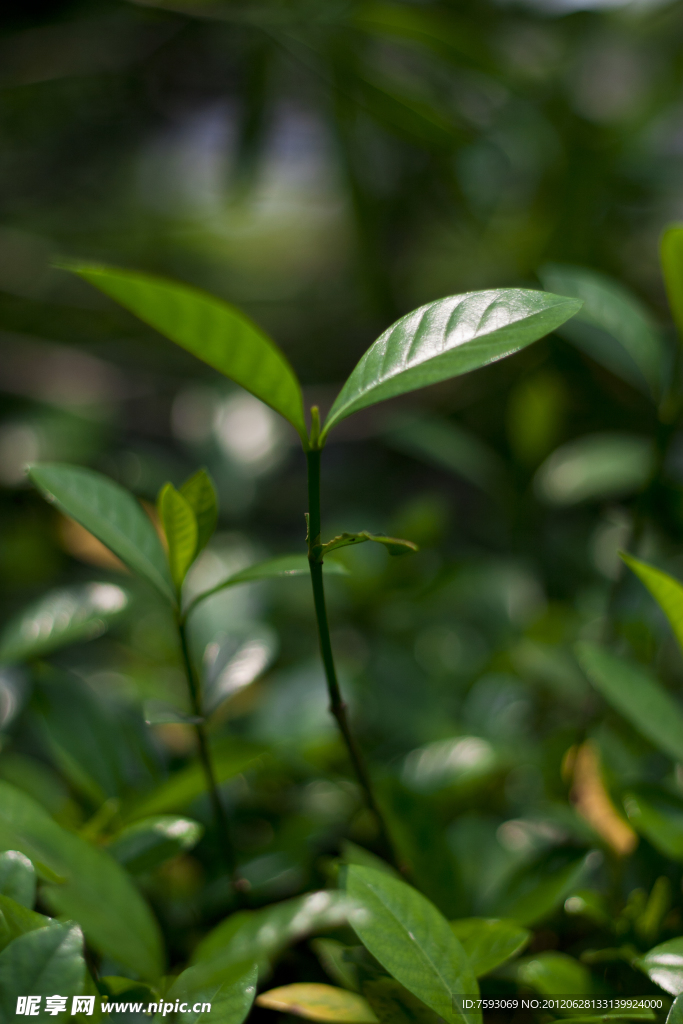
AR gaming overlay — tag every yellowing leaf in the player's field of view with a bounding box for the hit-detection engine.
[570,742,637,856]
[257,984,378,1023]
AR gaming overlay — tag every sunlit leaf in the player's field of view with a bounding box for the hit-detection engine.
[62,263,307,441]
[661,225,683,339]
[620,553,683,655]
[0,851,35,908]
[635,938,683,995]
[107,816,203,874]
[180,469,218,553]
[203,626,279,717]
[0,583,128,665]
[534,434,654,505]
[450,919,529,978]
[0,923,85,1015]
[158,483,198,591]
[257,983,378,1023]
[28,463,175,605]
[321,531,418,558]
[321,290,582,439]
[168,960,258,1024]
[0,781,163,979]
[576,642,683,762]
[402,736,498,795]
[623,788,683,861]
[344,865,480,1024]
[538,263,665,398]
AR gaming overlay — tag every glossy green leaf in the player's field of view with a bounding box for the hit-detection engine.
[0,582,128,665]
[538,263,664,398]
[107,815,203,874]
[0,851,35,908]
[257,983,378,1023]
[0,923,85,1018]
[28,463,175,605]
[667,994,683,1024]
[576,642,683,762]
[158,483,198,590]
[534,434,654,505]
[321,290,582,439]
[494,855,591,926]
[168,960,258,1024]
[661,225,683,339]
[321,531,418,558]
[623,788,683,860]
[185,554,349,617]
[620,553,683,654]
[0,893,50,951]
[64,263,307,441]
[0,781,163,979]
[122,738,267,821]
[180,469,218,553]
[344,865,480,1024]
[635,938,683,995]
[511,951,593,995]
[450,919,529,978]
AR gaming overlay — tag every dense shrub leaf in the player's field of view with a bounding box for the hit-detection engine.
[256,983,378,1023]
[450,919,529,977]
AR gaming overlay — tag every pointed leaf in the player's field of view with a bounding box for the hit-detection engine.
[635,938,683,995]
[620,553,683,654]
[344,865,480,1024]
[0,893,50,950]
[0,583,128,665]
[169,960,258,1024]
[0,923,85,1017]
[450,919,529,978]
[28,463,174,605]
[576,642,683,762]
[321,532,418,558]
[158,483,198,590]
[0,851,35,908]
[661,225,683,339]
[181,469,218,553]
[257,984,378,1023]
[107,815,203,874]
[321,290,582,439]
[64,263,307,441]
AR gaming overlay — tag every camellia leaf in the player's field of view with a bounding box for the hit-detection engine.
[0,781,163,979]
[107,815,203,874]
[321,290,582,439]
[576,642,683,763]
[180,469,218,553]
[28,463,175,605]
[257,984,378,1023]
[0,851,35,909]
[667,995,683,1024]
[321,532,418,558]
[623,788,683,861]
[0,922,85,1017]
[0,583,128,666]
[158,483,198,591]
[635,938,683,995]
[620,553,683,655]
[62,263,307,442]
[0,893,50,951]
[661,225,683,339]
[511,951,593,995]
[344,865,480,1024]
[168,960,258,1024]
[450,919,529,978]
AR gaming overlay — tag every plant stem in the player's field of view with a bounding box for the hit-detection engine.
[177,618,248,902]
[306,445,400,869]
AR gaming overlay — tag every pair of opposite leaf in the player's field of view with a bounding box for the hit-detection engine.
[157,469,218,593]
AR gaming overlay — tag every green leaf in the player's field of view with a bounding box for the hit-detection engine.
[0,781,163,979]
[28,463,175,605]
[341,841,399,879]
[623,788,683,861]
[620,553,683,654]
[510,951,593,995]
[321,532,418,558]
[667,995,683,1024]
[0,893,51,951]
[168,960,258,1024]
[107,816,203,874]
[494,855,591,926]
[158,483,198,591]
[635,938,683,995]
[576,642,683,762]
[534,434,654,505]
[360,978,445,1024]
[450,919,529,978]
[63,263,307,441]
[321,290,582,439]
[0,583,128,666]
[257,984,378,1023]
[344,865,480,1024]
[185,554,349,617]
[122,738,267,821]
[180,469,218,553]
[0,923,85,1018]
[661,225,683,339]
[311,939,360,993]
[0,851,35,908]
[538,263,665,398]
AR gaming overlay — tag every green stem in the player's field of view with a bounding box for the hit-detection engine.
[177,618,248,903]
[306,445,399,869]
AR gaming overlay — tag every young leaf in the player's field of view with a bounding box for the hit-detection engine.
[168,960,258,1024]
[107,815,203,874]
[0,851,35,908]
[0,583,128,665]
[257,984,378,1023]
[344,865,480,1024]
[180,469,218,553]
[321,532,418,558]
[620,553,683,654]
[62,263,307,442]
[576,642,683,762]
[158,483,198,591]
[450,919,529,978]
[661,225,683,339]
[28,463,175,605]
[635,937,683,995]
[0,923,85,1014]
[321,290,582,439]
